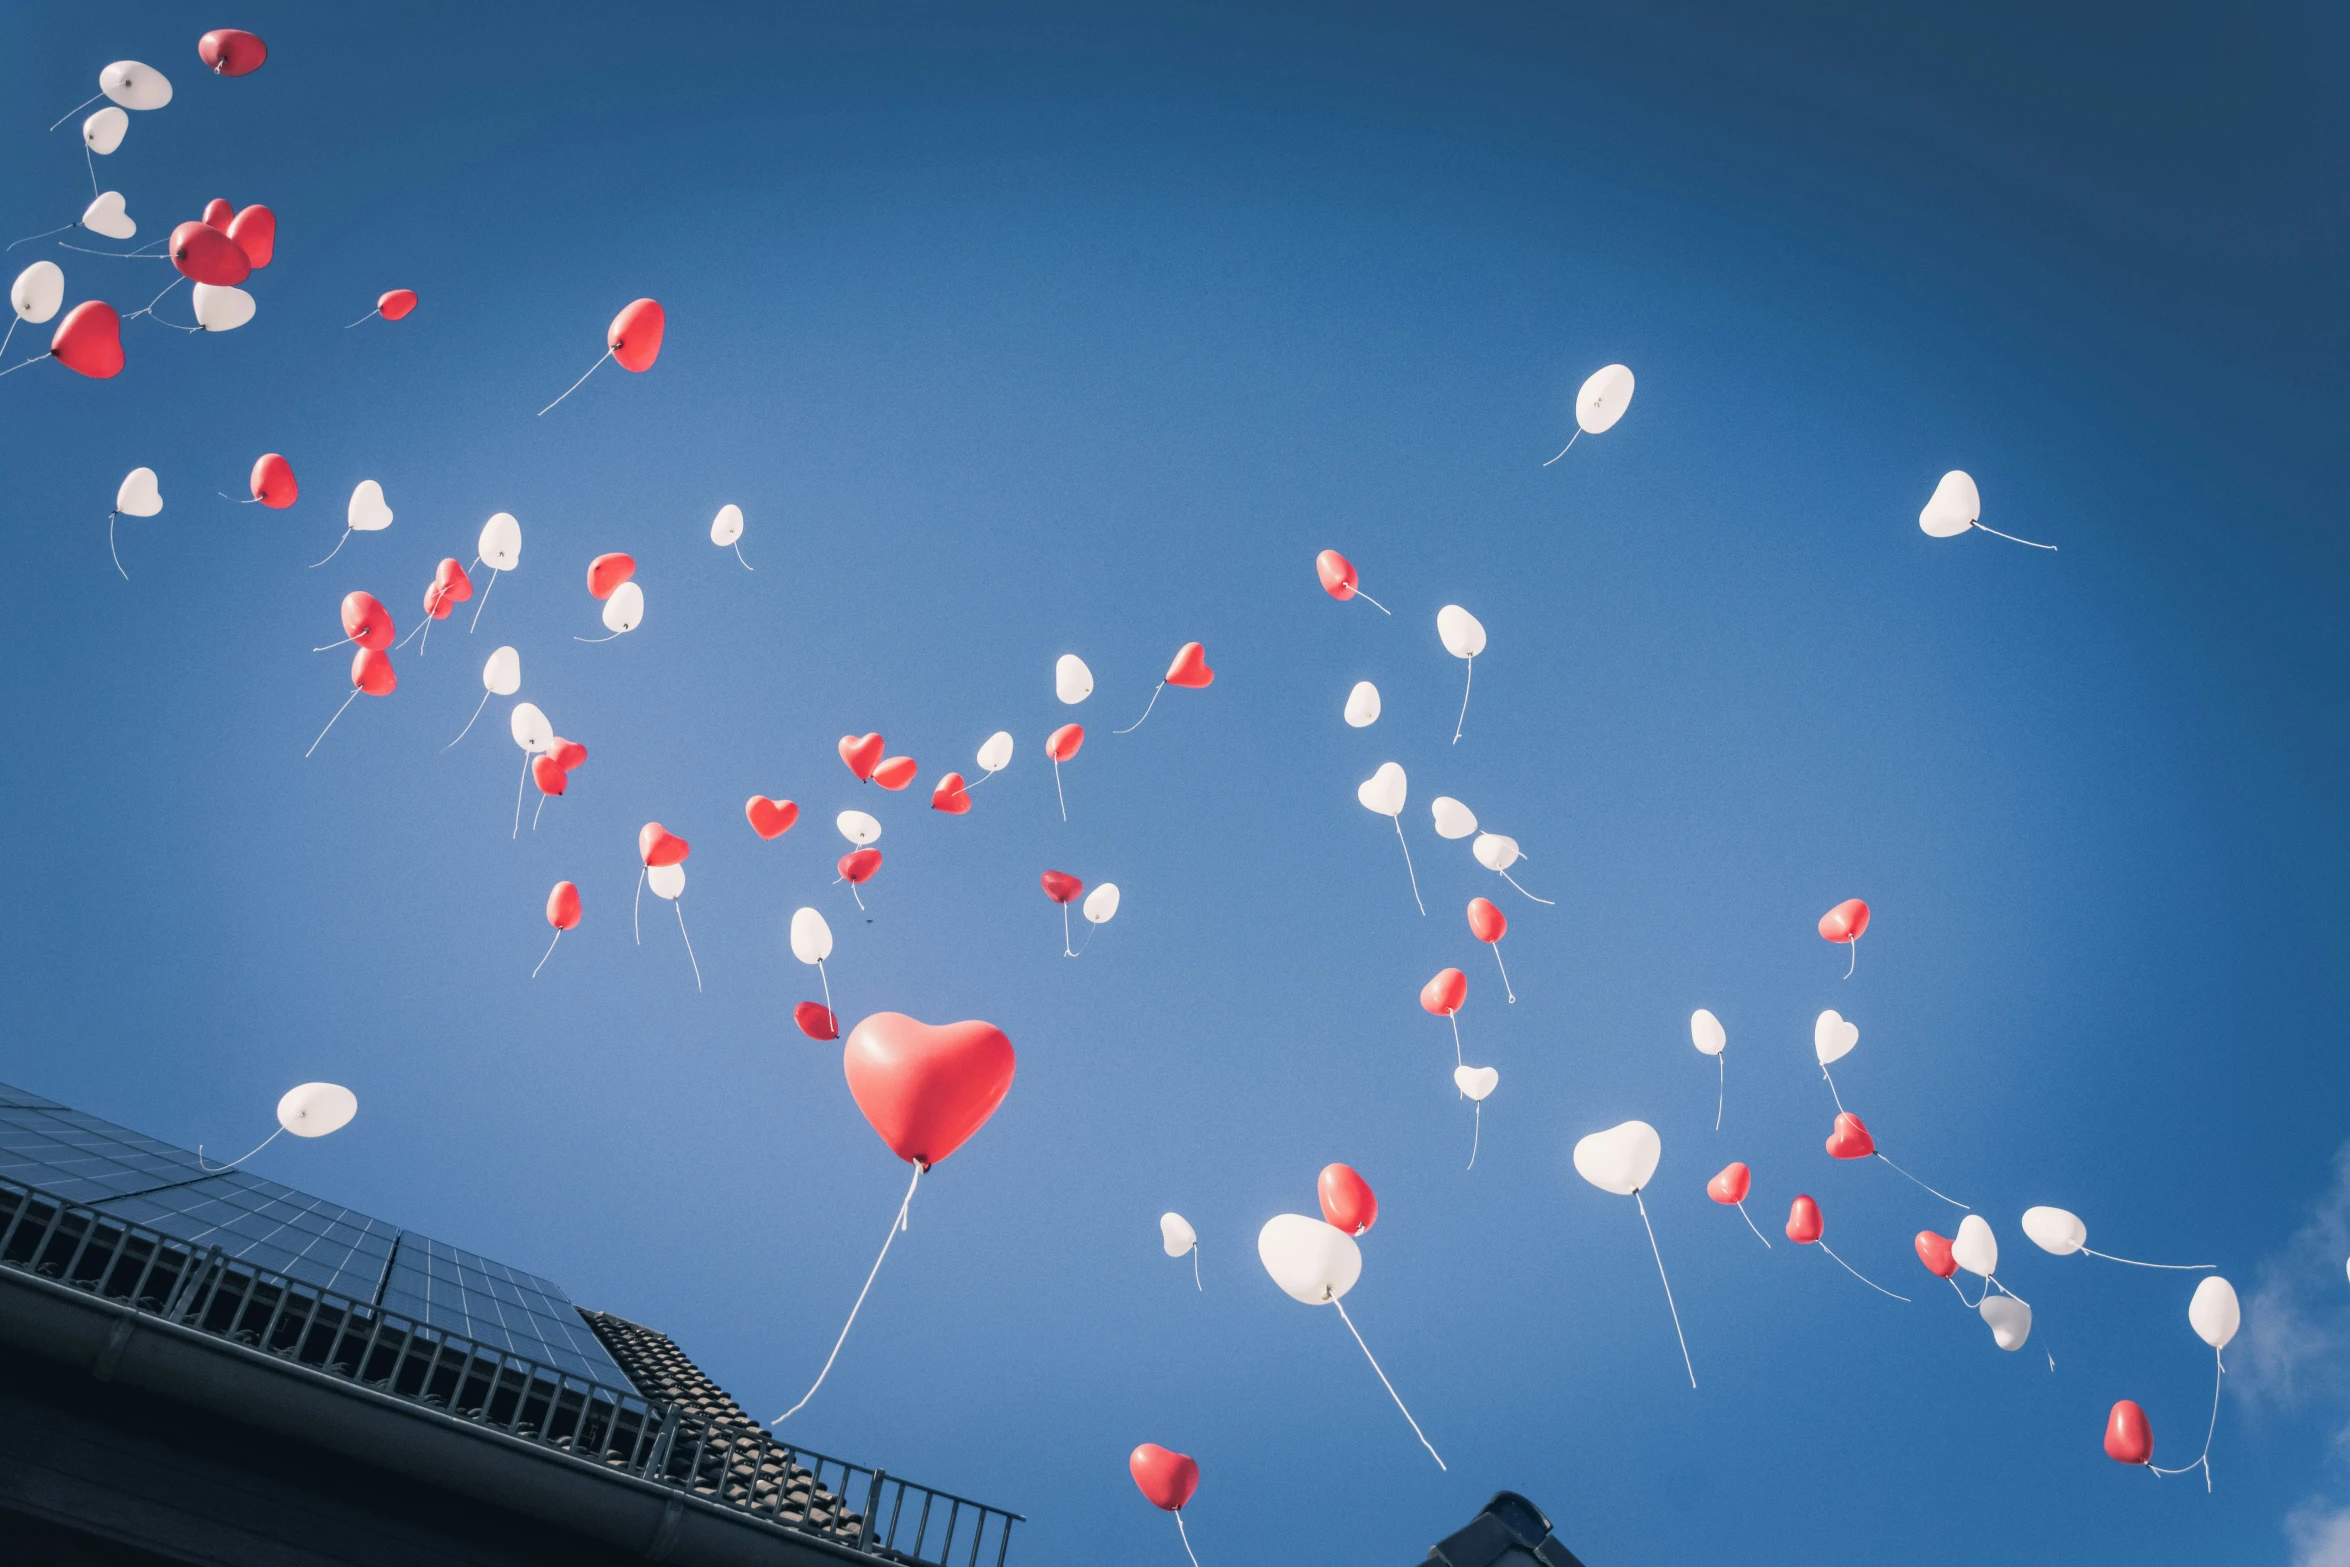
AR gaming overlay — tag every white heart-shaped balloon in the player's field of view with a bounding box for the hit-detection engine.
[276,1082,357,1138]
[191,282,254,332]
[1814,1009,1859,1065]
[482,646,521,696]
[1572,1119,1662,1196]
[1919,470,1979,538]
[1980,1294,2032,1351]
[81,190,134,241]
[976,730,1014,773]
[1256,1214,1360,1305]
[114,466,161,517]
[2020,1206,2086,1256]
[647,862,685,900]
[789,906,833,964]
[100,61,173,111]
[1953,1214,1998,1278]
[509,701,552,754]
[1690,1008,1726,1056]
[1343,680,1381,728]
[710,503,743,546]
[1576,363,1635,434]
[347,479,393,532]
[1437,604,1486,659]
[2189,1276,2240,1350]
[1454,1064,1498,1101]
[1430,796,1478,840]
[1356,762,1407,817]
[1082,882,1120,925]
[1160,1212,1196,1257]
[82,106,127,154]
[836,810,881,846]
[1055,653,1093,704]
[479,512,521,571]
[601,579,644,633]
[12,260,63,324]
[1471,832,1520,871]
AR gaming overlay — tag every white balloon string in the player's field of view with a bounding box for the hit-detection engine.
[573,629,622,643]
[1190,1245,1201,1291]
[513,753,530,839]
[1822,1065,1845,1113]
[1844,937,1857,979]
[1329,1297,1445,1469]
[1061,903,1075,957]
[304,687,361,757]
[1736,1201,1771,1248]
[966,768,995,789]
[1391,816,1425,915]
[312,634,354,653]
[85,144,96,198]
[1498,869,1555,905]
[532,791,547,831]
[1076,918,1100,955]
[218,493,264,504]
[1053,758,1067,821]
[343,308,381,329]
[633,866,646,944]
[1714,1055,1724,1132]
[773,1162,923,1425]
[531,929,562,978]
[0,350,50,377]
[1451,657,1472,745]
[1113,683,1164,735]
[1541,429,1580,466]
[2079,1248,2215,1271]
[1352,588,1391,614]
[1817,1241,1910,1301]
[195,1125,283,1173]
[107,511,127,580]
[850,881,866,911]
[1492,945,1515,1003]
[817,960,833,1015]
[1875,1152,1969,1209]
[1946,1276,1971,1305]
[47,93,104,133]
[1633,1190,1698,1388]
[1173,1511,1201,1567]
[537,349,613,416]
[446,690,492,748]
[2149,1351,2222,1491]
[676,902,702,992]
[394,615,426,652]
[1956,1275,1988,1307]
[0,318,14,359]
[8,223,76,250]
[733,540,754,571]
[469,568,496,632]
[1466,1101,1481,1171]
[54,242,168,258]
[1972,522,2058,551]
[307,529,354,568]
[1446,1010,1462,1070]
[120,274,184,324]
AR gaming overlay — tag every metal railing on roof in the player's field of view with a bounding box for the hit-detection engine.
[0,1175,1020,1566]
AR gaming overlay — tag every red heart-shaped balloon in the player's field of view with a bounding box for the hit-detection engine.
[2104,1400,2154,1466]
[341,591,392,650]
[1317,1163,1377,1236]
[931,773,971,814]
[1819,898,1870,943]
[838,733,885,781]
[842,1012,1016,1167]
[793,1001,840,1041]
[1046,723,1084,762]
[228,204,276,267]
[1707,1162,1751,1205]
[351,647,396,696]
[251,452,297,508]
[202,198,235,232]
[607,298,665,372]
[1825,1112,1875,1160]
[546,738,587,772]
[1129,1444,1200,1513]
[1164,641,1214,689]
[170,220,252,286]
[587,552,636,601]
[50,301,123,379]
[746,795,798,838]
[1419,967,1467,1016]
[1914,1231,1957,1278]
[546,880,581,931]
[378,289,418,322]
[839,848,883,884]
[638,822,689,867]
[434,557,475,603]
[532,755,568,796]
[1040,870,1083,904]
[1315,548,1359,601]
[872,755,918,791]
[1786,1194,1823,1245]
[1466,897,1507,944]
[422,577,458,619]
[199,28,269,77]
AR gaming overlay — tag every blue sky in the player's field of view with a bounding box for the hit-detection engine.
[2,4,2345,1562]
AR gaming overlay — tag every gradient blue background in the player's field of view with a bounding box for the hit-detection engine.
[2,4,2344,1562]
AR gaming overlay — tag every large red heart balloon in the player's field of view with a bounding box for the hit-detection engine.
[839,848,883,884]
[931,773,971,814]
[340,591,393,650]
[228,204,276,268]
[838,733,885,781]
[1164,641,1214,689]
[545,880,581,931]
[1420,967,1467,1016]
[1819,898,1870,943]
[745,795,798,838]
[1315,548,1359,601]
[170,220,252,286]
[1040,870,1083,904]
[1785,1194,1823,1245]
[250,452,297,508]
[872,755,918,791]
[1046,723,1084,761]
[201,198,234,232]
[587,552,636,600]
[351,647,396,696]
[842,1012,1016,1168]
[531,755,568,796]
[1129,1444,1199,1513]
[608,298,665,372]
[2104,1400,2154,1466]
[1825,1112,1875,1160]
[378,289,418,321]
[794,1002,840,1041]
[546,737,587,772]
[1466,897,1507,944]
[200,28,270,77]
[638,822,689,867]
[1317,1163,1377,1236]
[50,302,123,379]
[1914,1231,1957,1279]
[1707,1162,1751,1205]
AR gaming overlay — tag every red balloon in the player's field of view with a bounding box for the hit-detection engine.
[1825,1111,1875,1160]
[1046,723,1084,761]
[1819,898,1870,944]
[841,1012,1016,1167]
[1466,897,1506,944]
[423,558,473,619]
[839,848,883,884]
[1317,1163,1377,1236]
[546,880,582,931]
[1707,1162,1751,1204]
[2104,1400,2154,1466]
[587,552,636,600]
[1040,870,1084,904]
[1785,1194,1823,1245]
[931,773,972,814]
[1164,642,1214,688]
[249,452,296,508]
[638,822,689,867]
[838,732,885,781]
[1914,1231,1957,1279]
[546,737,587,772]
[228,205,275,268]
[377,289,418,321]
[1419,967,1467,1016]
[607,298,665,372]
[794,1002,840,1041]
[198,28,268,76]
[351,647,395,696]
[532,755,568,796]
[1128,1444,1199,1513]
[1315,548,1359,601]
[50,302,123,379]
[170,220,251,286]
[340,591,393,650]
[746,795,798,838]
[872,755,918,791]
[201,198,234,232]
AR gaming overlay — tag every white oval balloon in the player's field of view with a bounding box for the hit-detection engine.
[11,261,63,324]
[2189,1276,2240,1350]
[1573,1120,1662,1195]
[81,191,134,240]
[1082,882,1120,925]
[1980,1294,2032,1351]
[100,61,173,111]
[976,730,1014,773]
[1256,1214,1361,1305]
[1952,1214,1998,1279]
[482,646,521,696]
[82,106,127,155]
[2020,1206,2087,1256]
[1919,471,1980,538]
[509,701,553,754]
[601,580,644,634]
[1343,680,1381,728]
[1436,605,1486,659]
[479,512,521,571]
[277,1082,357,1138]
[1813,1009,1859,1065]
[710,503,743,546]
[789,907,833,964]
[114,467,161,518]
[190,282,255,332]
[1690,1008,1726,1056]
[1055,653,1093,705]
[836,810,881,847]
[1576,364,1635,434]
[347,480,393,532]
[1356,762,1407,817]
[1430,796,1478,840]
[647,862,685,900]
[1454,1064,1498,1101]
[1160,1212,1197,1258]
[1471,832,1520,871]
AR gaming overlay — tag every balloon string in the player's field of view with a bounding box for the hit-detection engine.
[849,881,866,912]
[965,768,996,789]
[1053,758,1067,822]
[1113,683,1164,735]
[514,752,530,839]
[469,568,496,632]
[1450,657,1472,745]
[446,690,492,748]
[2080,1248,2214,1271]
[1946,1276,1971,1305]
[1541,429,1580,467]
[772,1163,922,1425]
[1446,1010,1462,1070]
[1190,1245,1201,1291]
[48,93,104,133]
[107,510,128,580]
[537,349,612,416]
[344,308,381,329]
[1817,1241,1910,1301]
[1061,903,1075,957]
[573,629,622,643]
[676,902,702,992]
[816,959,833,1016]
[1076,918,1100,955]
[1714,1054,1724,1132]
[1973,522,2057,551]
[1875,1152,1969,1209]
[2149,1351,2222,1491]
[394,615,427,652]
[1391,816,1425,915]
[0,318,13,360]
[1353,588,1391,614]
[1821,1065,1845,1114]
[1633,1191,1698,1388]
[532,791,548,831]
[304,687,361,757]
[195,1125,283,1173]
[85,144,96,199]
[1498,869,1554,905]
[1492,945,1515,1003]
[313,634,354,653]
[1466,1101,1481,1171]
[7,223,76,250]
[120,274,184,325]
[532,929,562,978]
[1844,937,1857,979]
[54,242,168,258]
[733,540,754,571]
[218,493,263,503]
[0,350,50,378]
[1736,1201,1771,1248]
[1329,1297,1445,1469]
[308,529,354,568]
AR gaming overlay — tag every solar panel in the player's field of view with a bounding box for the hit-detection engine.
[0,1082,627,1385]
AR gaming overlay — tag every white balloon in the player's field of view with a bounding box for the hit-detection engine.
[478,512,521,571]
[1813,1009,1859,1065]
[789,907,833,965]
[647,862,685,900]
[1160,1212,1197,1257]
[277,1082,357,1138]
[509,701,553,754]
[1082,883,1120,925]
[1257,1214,1362,1305]
[82,106,127,155]
[1980,1294,2032,1351]
[1953,1214,1998,1279]
[1454,1064,1498,1102]
[1437,604,1486,659]
[1343,680,1381,728]
[1471,832,1520,871]
[836,810,881,846]
[347,480,393,532]
[976,730,1014,773]
[1919,471,1980,538]
[190,282,254,332]
[710,503,743,545]
[1576,364,1636,434]
[2189,1276,2240,1351]
[11,261,63,324]
[1430,796,1478,840]
[1356,762,1407,817]
[1572,1120,1662,1196]
[482,646,521,696]
[99,61,173,111]
[601,580,644,634]
[114,467,161,518]
[2020,1206,2087,1256]
[81,191,134,241]
[1690,1008,1726,1057]
[1055,654,1093,705]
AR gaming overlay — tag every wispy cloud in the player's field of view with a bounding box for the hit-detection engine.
[2239,1142,2350,1408]
[2288,1500,2350,1567]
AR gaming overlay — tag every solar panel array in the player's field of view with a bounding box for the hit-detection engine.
[0,1081,626,1385]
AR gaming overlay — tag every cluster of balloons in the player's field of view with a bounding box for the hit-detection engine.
[634,823,699,988]
[581,552,643,641]
[306,591,399,756]
[1039,870,1120,955]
